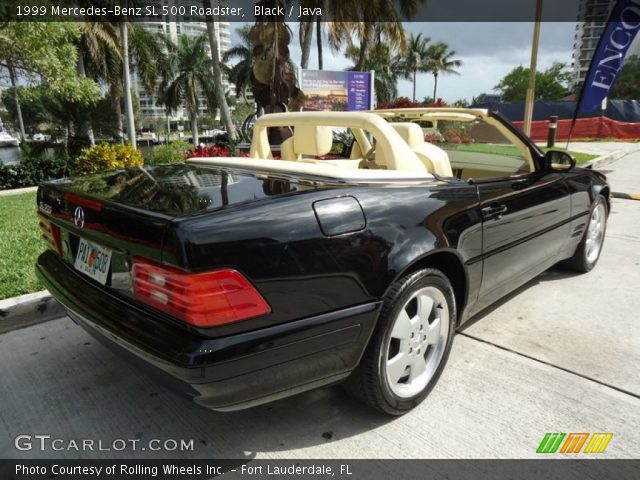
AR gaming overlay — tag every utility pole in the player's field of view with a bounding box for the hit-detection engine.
[523,0,543,136]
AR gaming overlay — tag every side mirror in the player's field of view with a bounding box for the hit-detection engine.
[545,150,576,172]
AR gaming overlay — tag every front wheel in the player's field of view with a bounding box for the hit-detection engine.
[344,268,456,415]
[565,195,608,272]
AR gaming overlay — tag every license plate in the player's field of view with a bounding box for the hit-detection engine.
[74,238,112,285]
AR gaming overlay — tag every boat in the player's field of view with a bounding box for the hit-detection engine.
[0,118,20,147]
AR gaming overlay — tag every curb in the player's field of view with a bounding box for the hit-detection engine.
[583,150,631,170]
[0,186,38,197]
[0,291,65,335]
[612,192,640,201]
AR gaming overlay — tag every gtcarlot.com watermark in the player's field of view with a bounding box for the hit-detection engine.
[15,434,194,452]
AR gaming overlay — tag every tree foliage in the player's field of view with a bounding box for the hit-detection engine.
[396,33,431,102]
[494,62,573,101]
[0,22,99,104]
[223,25,253,101]
[159,34,218,145]
[610,55,640,100]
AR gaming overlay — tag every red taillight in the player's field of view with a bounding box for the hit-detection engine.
[131,259,271,328]
[38,214,62,255]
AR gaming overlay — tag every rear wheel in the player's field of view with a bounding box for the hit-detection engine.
[344,268,456,415]
[565,195,608,272]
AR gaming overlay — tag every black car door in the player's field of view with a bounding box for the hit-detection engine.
[474,170,571,310]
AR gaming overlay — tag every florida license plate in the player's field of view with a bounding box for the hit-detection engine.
[74,238,112,285]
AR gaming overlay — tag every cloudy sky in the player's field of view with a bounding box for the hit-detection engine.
[231,21,579,103]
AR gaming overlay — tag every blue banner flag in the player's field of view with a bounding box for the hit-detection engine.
[577,0,640,113]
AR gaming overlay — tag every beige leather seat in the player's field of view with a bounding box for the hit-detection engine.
[390,123,453,177]
[280,125,333,160]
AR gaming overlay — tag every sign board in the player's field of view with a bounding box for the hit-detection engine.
[300,70,374,112]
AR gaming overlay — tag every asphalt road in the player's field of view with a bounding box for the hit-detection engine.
[1,150,639,460]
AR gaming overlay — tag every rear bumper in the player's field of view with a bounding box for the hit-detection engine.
[36,252,381,411]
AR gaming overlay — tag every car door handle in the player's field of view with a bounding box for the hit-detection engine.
[481,203,508,220]
[512,179,532,190]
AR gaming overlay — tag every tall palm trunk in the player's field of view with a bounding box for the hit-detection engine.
[121,23,137,149]
[206,5,236,140]
[316,20,323,70]
[191,112,199,146]
[432,70,439,101]
[299,21,313,69]
[76,54,95,146]
[109,83,124,144]
[356,26,373,72]
[412,69,417,102]
[8,64,26,141]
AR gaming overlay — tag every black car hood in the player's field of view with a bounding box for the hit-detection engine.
[48,164,318,217]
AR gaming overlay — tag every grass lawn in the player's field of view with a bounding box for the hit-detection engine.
[448,143,598,165]
[0,192,43,299]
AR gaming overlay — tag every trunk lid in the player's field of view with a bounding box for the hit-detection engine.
[37,164,311,296]
[41,163,303,217]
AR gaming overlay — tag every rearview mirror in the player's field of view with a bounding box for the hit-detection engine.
[545,150,576,171]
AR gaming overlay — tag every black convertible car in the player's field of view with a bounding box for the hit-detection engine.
[36,109,609,415]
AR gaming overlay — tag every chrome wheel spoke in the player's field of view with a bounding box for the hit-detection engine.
[408,355,427,381]
[387,352,410,384]
[416,294,434,323]
[391,309,414,340]
[425,316,441,345]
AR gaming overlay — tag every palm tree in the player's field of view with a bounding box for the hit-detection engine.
[78,22,121,145]
[159,34,218,146]
[345,43,403,105]
[297,0,327,69]
[79,22,166,147]
[316,19,353,70]
[333,0,426,73]
[426,42,462,101]
[120,23,136,149]
[205,4,236,140]
[223,26,253,101]
[399,33,431,102]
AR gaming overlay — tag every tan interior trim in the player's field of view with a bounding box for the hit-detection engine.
[187,157,434,181]
[370,107,534,171]
[249,112,427,173]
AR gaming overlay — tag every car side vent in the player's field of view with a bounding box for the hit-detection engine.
[312,196,366,237]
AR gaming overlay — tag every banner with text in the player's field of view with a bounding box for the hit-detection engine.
[300,70,373,112]
[578,0,640,113]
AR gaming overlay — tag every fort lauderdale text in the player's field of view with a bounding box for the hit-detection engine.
[242,463,335,475]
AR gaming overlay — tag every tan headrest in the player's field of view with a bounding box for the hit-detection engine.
[391,123,425,149]
[293,125,333,156]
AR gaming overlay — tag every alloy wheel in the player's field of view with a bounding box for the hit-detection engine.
[385,286,450,398]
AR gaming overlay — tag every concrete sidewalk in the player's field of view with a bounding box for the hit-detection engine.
[602,147,640,196]
[565,141,640,157]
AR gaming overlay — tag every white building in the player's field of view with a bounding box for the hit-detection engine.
[134,1,231,131]
[571,0,640,89]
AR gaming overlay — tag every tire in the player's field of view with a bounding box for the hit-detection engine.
[564,195,608,273]
[344,268,456,415]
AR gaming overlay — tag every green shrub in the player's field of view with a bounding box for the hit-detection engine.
[0,149,72,190]
[74,143,143,175]
[144,141,190,165]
